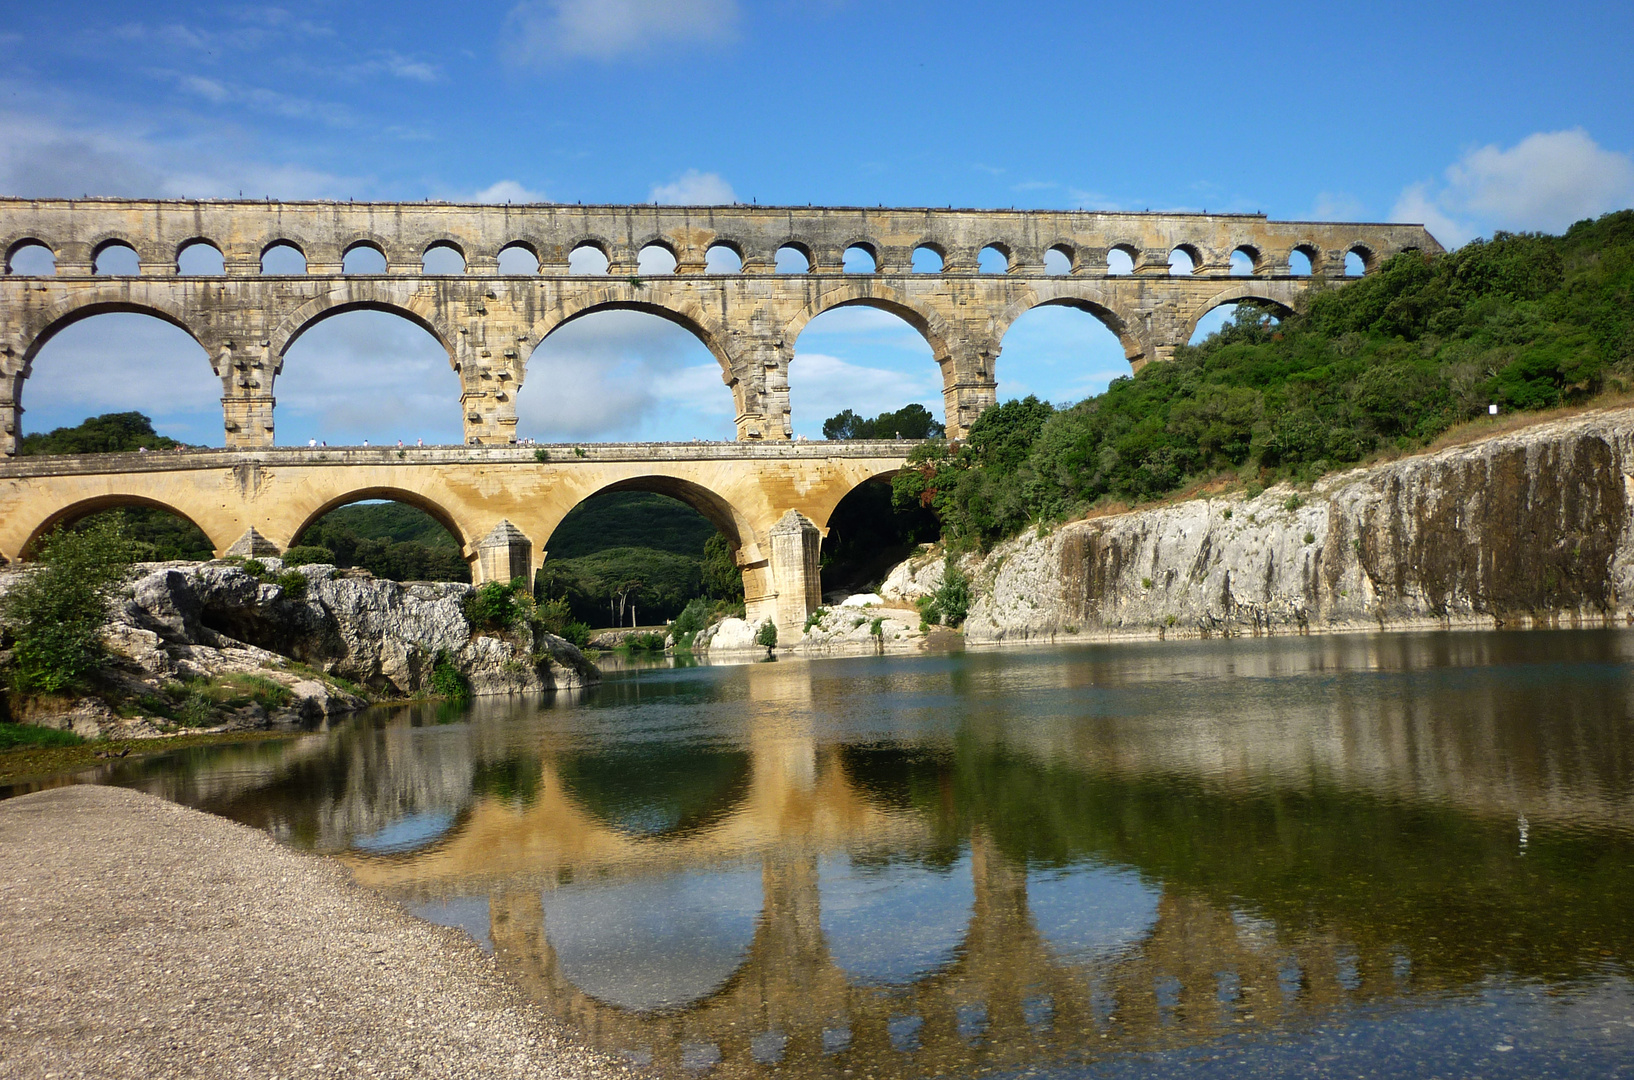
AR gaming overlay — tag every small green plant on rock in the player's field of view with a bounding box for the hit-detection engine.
[754,620,778,653]
[281,545,334,568]
[429,650,470,700]
[803,607,828,633]
[1,515,134,693]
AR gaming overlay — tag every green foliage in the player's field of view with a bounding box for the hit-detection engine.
[539,547,703,627]
[0,723,84,750]
[803,607,828,632]
[242,559,269,578]
[823,403,945,440]
[918,560,971,627]
[621,631,667,652]
[281,545,335,567]
[532,596,591,648]
[820,479,940,594]
[61,506,215,562]
[18,411,183,456]
[274,569,308,599]
[429,650,470,700]
[701,533,745,603]
[464,579,524,632]
[1,515,134,693]
[902,212,1634,548]
[754,620,778,649]
[533,447,550,462]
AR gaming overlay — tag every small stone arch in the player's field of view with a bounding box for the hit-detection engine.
[90,236,143,274]
[21,494,228,561]
[1043,242,1076,272]
[269,289,458,373]
[783,283,956,362]
[175,237,226,275]
[420,238,468,273]
[1230,244,1264,275]
[775,239,816,273]
[260,238,309,273]
[1347,243,1378,274]
[5,237,56,273]
[289,486,476,559]
[568,236,614,260]
[1170,243,1205,275]
[1105,241,1141,275]
[341,238,391,274]
[1180,286,1298,342]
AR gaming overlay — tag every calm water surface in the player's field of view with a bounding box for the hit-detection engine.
[37,631,1634,1077]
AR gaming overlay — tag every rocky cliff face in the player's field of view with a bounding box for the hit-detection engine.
[885,409,1634,643]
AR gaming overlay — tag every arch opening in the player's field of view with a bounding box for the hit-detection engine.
[539,483,746,629]
[292,495,470,582]
[1187,297,1290,345]
[261,241,307,275]
[997,301,1133,405]
[637,243,677,275]
[19,311,219,447]
[1043,247,1073,276]
[1230,248,1257,276]
[498,243,540,275]
[1288,247,1315,276]
[93,242,139,276]
[978,245,1009,274]
[1346,247,1372,276]
[421,243,466,275]
[520,309,737,441]
[775,244,811,273]
[23,499,217,562]
[569,243,610,275]
[343,243,387,275]
[912,245,944,273]
[7,241,56,276]
[176,241,225,276]
[843,245,877,274]
[277,308,461,446]
[705,243,742,274]
[790,302,943,441]
[1168,248,1196,276]
[819,473,939,601]
[1106,246,1136,276]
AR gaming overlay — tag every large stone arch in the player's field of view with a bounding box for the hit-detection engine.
[17,290,209,373]
[782,282,955,362]
[1179,284,1298,343]
[992,287,1147,364]
[542,473,759,559]
[18,493,231,561]
[802,463,907,536]
[268,288,459,375]
[525,293,742,386]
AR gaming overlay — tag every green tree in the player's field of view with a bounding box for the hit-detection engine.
[1,515,135,692]
[18,412,183,456]
[701,533,745,603]
[823,403,945,440]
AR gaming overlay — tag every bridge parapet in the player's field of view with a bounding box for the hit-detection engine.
[0,199,1442,455]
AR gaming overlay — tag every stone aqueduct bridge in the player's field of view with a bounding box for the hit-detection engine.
[0,200,1438,636]
[0,199,1440,449]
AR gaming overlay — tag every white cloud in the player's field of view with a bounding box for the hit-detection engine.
[1393,129,1634,247]
[473,179,547,203]
[506,0,738,63]
[649,169,736,205]
[787,353,941,433]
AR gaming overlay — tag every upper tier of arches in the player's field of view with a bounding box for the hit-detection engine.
[0,203,1438,284]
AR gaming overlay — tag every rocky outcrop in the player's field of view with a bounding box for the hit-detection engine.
[800,602,923,651]
[914,409,1634,643]
[120,562,597,695]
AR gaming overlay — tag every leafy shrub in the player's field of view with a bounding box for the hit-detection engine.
[803,607,829,632]
[281,545,335,567]
[754,620,778,649]
[275,570,308,599]
[623,631,667,652]
[242,558,268,578]
[0,724,84,750]
[464,579,523,631]
[429,651,470,700]
[1,515,133,693]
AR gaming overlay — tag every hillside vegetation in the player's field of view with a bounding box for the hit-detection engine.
[895,211,1634,549]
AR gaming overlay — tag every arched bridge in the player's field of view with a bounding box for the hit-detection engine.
[0,441,906,638]
[0,199,1441,450]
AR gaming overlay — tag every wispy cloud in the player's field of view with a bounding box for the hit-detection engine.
[505,0,739,63]
[473,180,547,203]
[650,169,736,205]
[1311,191,1365,221]
[1393,129,1634,247]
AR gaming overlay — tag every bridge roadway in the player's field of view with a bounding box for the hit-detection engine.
[0,199,1440,451]
[0,440,909,637]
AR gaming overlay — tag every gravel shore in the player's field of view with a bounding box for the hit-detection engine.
[0,785,627,1080]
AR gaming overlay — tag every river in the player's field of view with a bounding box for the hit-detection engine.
[33,630,1634,1077]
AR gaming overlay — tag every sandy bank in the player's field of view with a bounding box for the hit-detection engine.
[0,785,625,1080]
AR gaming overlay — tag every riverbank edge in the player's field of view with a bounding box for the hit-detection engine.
[0,784,628,1080]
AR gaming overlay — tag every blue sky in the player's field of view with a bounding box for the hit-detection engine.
[7,1,1633,445]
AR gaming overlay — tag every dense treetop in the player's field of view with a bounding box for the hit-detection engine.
[19,412,182,455]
